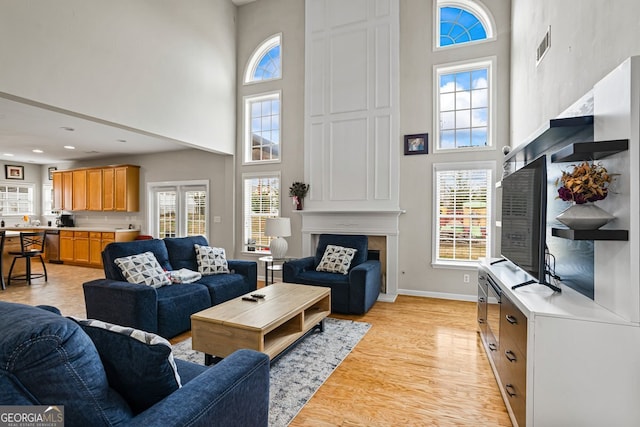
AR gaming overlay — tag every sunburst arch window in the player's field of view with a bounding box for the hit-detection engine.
[436,1,495,49]
[244,33,282,84]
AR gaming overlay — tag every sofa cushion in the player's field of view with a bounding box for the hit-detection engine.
[0,302,132,425]
[197,273,255,305]
[114,251,171,288]
[316,245,357,275]
[103,239,172,281]
[195,244,230,275]
[164,235,209,271]
[156,284,212,338]
[72,318,182,414]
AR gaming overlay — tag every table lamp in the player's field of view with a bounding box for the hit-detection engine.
[265,217,291,259]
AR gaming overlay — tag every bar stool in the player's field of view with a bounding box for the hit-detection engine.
[0,230,5,290]
[7,231,48,286]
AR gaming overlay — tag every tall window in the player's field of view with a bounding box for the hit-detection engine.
[433,163,492,265]
[244,91,281,163]
[243,173,280,252]
[435,58,493,152]
[244,33,282,84]
[148,181,208,238]
[42,184,56,215]
[0,184,34,216]
[436,1,495,48]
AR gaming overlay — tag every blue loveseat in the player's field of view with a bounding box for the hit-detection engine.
[0,301,269,427]
[83,236,257,338]
[283,234,381,314]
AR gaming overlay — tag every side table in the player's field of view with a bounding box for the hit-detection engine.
[258,256,294,286]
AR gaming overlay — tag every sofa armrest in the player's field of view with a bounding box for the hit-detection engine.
[348,260,381,314]
[82,279,159,334]
[283,257,315,282]
[128,349,270,427]
[227,260,258,290]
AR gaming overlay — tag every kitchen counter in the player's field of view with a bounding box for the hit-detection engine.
[2,226,141,233]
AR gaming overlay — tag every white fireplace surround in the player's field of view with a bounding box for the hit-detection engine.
[297,210,404,302]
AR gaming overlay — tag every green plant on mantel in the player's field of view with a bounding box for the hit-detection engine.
[289,182,309,199]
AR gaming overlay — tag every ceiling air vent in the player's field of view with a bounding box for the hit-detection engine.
[536,27,551,66]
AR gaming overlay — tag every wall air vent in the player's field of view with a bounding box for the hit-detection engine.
[536,26,551,66]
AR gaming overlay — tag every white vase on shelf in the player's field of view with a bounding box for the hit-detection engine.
[555,202,615,230]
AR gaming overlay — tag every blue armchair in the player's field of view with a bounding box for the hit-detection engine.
[0,301,270,427]
[283,234,381,314]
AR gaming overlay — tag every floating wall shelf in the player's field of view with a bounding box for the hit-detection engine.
[552,228,629,241]
[551,139,629,163]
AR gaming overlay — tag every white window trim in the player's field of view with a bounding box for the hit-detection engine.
[0,182,36,217]
[433,0,497,51]
[432,161,495,268]
[433,56,496,154]
[243,90,282,165]
[146,180,209,239]
[244,33,283,85]
[241,171,281,255]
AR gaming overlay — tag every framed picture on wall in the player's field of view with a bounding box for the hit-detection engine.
[5,165,24,180]
[48,166,57,180]
[404,133,428,155]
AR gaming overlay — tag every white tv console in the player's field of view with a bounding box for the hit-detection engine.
[477,259,640,427]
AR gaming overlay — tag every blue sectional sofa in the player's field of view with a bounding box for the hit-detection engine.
[83,236,257,338]
[0,301,270,427]
[283,234,381,314]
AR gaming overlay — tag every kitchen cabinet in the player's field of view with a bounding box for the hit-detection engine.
[87,169,103,211]
[72,170,87,211]
[60,229,137,268]
[52,165,140,212]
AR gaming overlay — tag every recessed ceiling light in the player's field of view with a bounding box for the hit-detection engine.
[60,126,75,132]
[64,145,75,150]
[32,149,44,153]
[3,153,14,157]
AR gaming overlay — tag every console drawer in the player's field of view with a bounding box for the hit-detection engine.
[501,294,527,354]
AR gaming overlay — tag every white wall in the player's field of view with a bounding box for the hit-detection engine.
[234,0,306,260]
[0,0,237,155]
[397,0,510,298]
[510,0,640,146]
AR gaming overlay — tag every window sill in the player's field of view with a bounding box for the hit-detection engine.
[431,260,480,270]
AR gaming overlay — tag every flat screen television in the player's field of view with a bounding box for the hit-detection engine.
[500,155,558,291]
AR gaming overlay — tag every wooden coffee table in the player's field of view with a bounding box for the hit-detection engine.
[191,283,331,363]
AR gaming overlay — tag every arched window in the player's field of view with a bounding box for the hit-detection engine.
[436,1,495,48]
[244,34,282,84]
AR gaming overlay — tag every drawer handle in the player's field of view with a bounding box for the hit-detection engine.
[488,343,497,351]
[478,318,485,324]
[505,314,518,325]
[505,350,517,362]
[505,384,517,397]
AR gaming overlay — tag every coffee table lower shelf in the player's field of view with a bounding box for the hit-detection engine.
[191,283,331,364]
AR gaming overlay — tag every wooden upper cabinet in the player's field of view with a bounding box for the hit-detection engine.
[52,172,63,210]
[87,168,103,211]
[51,165,139,212]
[62,171,73,211]
[72,169,87,211]
[114,166,140,212]
[102,167,115,211]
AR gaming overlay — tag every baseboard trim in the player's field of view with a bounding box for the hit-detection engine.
[398,289,476,302]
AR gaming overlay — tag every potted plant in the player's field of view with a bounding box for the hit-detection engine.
[289,182,309,210]
[555,161,614,230]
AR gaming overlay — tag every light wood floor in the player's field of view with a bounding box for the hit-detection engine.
[0,263,512,426]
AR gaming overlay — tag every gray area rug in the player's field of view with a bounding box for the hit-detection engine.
[172,317,371,426]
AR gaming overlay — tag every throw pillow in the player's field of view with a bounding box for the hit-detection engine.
[71,318,181,414]
[114,251,171,288]
[316,244,357,275]
[195,244,230,275]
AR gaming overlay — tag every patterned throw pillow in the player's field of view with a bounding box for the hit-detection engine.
[315,245,357,275]
[195,244,230,275]
[71,318,181,414]
[114,251,171,288]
